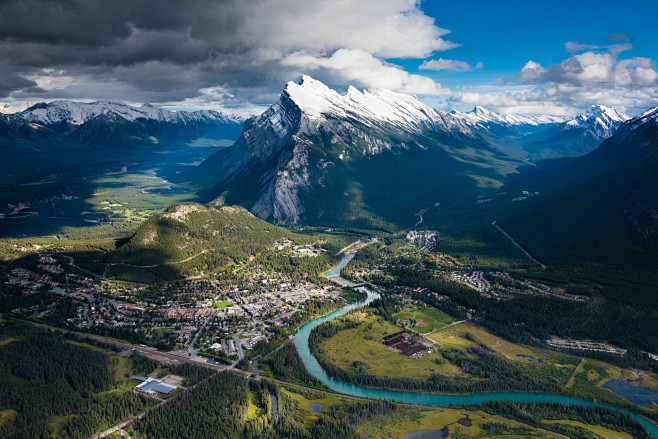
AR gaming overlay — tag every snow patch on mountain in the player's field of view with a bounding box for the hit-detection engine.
[283,76,474,137]
[450,106,564,128]
[564,105,629,138]
[19,100,242,126]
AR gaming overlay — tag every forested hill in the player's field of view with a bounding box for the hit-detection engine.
[107,203,299,281]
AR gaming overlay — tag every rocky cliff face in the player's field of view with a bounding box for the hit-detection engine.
[197,76,510,226]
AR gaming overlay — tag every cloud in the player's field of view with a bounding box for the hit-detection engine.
[490,41,658,116]
[517,51,657,88]
[565,42,600,53]
[419,58,482,71]
[449,80,658,118]
[282,49,447,95]
[0,0,458,103]
[607,33,630,42]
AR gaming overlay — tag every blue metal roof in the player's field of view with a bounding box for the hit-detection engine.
[132,376,148,382]
[153,384,176,394]
[136,380,160,393]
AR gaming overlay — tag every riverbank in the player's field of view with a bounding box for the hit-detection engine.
[291,252,658,438]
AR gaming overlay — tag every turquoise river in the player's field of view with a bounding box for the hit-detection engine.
[291,252,658,437]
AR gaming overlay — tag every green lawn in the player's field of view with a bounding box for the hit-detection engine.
[213,301,233,308]
[542,419,633,439]
[393,311,441,333]
[393,306,453,334]
[246,392,262,421]
[422,308,454,323]
[356,407,545,439]
[318,312,467,380]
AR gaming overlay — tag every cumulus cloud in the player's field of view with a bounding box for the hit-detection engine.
[517,50,657,88]
[449,80,658,118]
[430,37,658,117]
[419,58,483,71]
[282,49,447,95]
[0,0,457,105]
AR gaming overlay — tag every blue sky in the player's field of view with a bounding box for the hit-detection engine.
[412,0,657,86]
[0,0,656,117]
[391,0,657,115]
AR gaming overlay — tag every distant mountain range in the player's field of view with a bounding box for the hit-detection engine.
[451,104,629,160]
[519,105,629,160]
[499,106,658,267]
[450,106,563,135]
[1,100,243,148]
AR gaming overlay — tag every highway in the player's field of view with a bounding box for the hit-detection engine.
[24,319,236,372]
[19,319,569,439]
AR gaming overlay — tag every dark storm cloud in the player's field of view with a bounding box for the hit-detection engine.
[0,64,39,98]
[0,0,455,106]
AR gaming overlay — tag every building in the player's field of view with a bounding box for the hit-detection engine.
[134,377,176,395]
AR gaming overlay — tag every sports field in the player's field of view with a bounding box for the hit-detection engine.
[393,305,453,333]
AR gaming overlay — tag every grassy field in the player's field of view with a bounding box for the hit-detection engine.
[422,308,454,323]
[393,305,454,334]
[542,419,633,439]
[0,336,19,346]
[281,388,344,425]
[318,313,656,403]
[394,311,441,333]
[318,312,468,380]
[213,301,233,308]
[429,323,576,368]
[246,392,262,421]
[357,407,550,439]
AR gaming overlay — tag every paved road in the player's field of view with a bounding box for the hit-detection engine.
[20,319,568,439]
[234,330,244,360]
[24,320,234,372]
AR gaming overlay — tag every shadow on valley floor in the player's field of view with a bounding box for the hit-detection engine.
[0,150,207,240]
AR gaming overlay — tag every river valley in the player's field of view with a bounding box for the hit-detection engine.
[291,252,658,437]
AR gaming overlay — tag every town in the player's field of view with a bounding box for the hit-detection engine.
[3,250,345,365]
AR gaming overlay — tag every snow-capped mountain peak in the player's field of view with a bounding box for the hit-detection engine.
[566,105,629,129]
[638,106,658,120]
[281,75,473,136]
[450,106,564,128]
[19,100,242,126]
[564,105,629,138]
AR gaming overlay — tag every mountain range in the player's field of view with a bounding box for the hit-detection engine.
[451,104,629,160]
[192,76,515,228]
[518,105,629,160]
[2,76,655,268]
[1,100,243,149]
[191,76,635,231]
[450,106,563,135]
[499,106,658,267]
